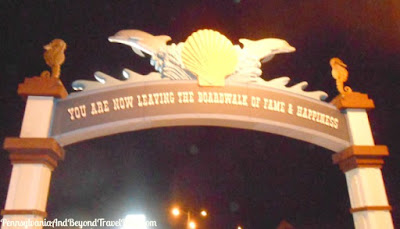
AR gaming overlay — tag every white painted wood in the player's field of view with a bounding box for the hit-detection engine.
[345,167,393,229]
[4,164,52,211]
[2,96,56,229]
[345,109,374,145]
[343,109,393,228]
[353,211,394,229]
[20,96,55,138]
[345,168,389,208]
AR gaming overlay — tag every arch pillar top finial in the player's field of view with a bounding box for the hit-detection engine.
[17,77,68,99]
[331,92,375,110]
[17,38,68,99]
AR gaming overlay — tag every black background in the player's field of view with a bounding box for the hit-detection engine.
[1,1,399,228]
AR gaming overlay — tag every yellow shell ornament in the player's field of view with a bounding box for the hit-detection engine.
[181,29,238,86]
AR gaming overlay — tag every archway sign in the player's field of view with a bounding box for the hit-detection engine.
[1,29,393,228]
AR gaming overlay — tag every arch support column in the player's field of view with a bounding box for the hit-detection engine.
[1,77,67,229]
[331,93,394,229]
[333,146,392,228]
[1,138,64,229]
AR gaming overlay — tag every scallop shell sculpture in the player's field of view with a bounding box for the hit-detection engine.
[181,29,238,86]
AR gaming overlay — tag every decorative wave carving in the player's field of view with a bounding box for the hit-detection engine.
[72,70,164,92]
[227,76,328,101]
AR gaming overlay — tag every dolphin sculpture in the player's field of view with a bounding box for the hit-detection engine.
[108,30,171,57]
[239,38,296,63]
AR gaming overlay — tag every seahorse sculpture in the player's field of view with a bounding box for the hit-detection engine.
[330,57,353,96]
[40,39,67,78]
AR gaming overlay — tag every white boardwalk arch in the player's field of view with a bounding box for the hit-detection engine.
[1,29,394,228]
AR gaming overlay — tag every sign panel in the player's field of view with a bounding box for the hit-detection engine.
[51,81,350,152]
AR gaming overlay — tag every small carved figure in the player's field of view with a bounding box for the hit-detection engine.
[41,39,67,78]
[330,57,352,95]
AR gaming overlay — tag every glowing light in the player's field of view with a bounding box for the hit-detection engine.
[171,207,180,216]
[188,221,196,229]
[123,214,147,229]
[200,210,207,217]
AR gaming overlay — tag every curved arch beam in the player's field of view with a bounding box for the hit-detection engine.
[51,81,350,152]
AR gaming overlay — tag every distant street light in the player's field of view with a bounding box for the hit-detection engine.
[172,207,180,216]
[237,226,243,229]
[188,221,196,229]
[200,210,207,217]
[171,206,207,229]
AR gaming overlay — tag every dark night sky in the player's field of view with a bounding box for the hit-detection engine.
[1,1,400,228]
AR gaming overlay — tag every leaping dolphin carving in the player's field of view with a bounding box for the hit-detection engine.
[108,30,171,57]
[239,38,296,63]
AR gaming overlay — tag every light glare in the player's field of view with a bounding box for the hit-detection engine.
[188,221,196,229]
[123,214,147,229]
[172,207,180,216]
